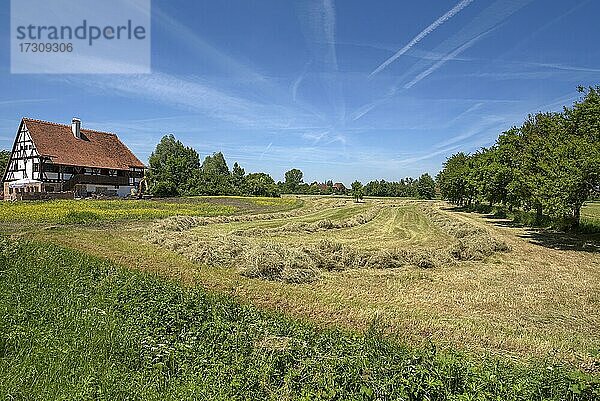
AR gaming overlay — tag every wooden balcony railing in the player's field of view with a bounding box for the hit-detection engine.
[62,174,128,191]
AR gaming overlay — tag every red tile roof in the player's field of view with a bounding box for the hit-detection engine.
[23,118,145,170]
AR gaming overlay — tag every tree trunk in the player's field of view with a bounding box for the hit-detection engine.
[535,204,543,225]
[570,206,581,229]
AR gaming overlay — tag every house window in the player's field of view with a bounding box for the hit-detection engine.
[33,163,39,172]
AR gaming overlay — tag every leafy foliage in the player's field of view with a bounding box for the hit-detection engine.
[0,149,10,181]
[417,173,436,199]
[283,168,304,193]
[246,172,279,197]
[146,136,437,199]
[147,134,200,196]
[147,135,280,197]
[351,180,363,202]
[437,87,600,229]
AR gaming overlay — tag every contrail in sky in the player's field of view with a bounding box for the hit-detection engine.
[370,0,475,76]
[404,29,488,88]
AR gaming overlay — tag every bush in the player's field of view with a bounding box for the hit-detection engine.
[151,181,179,197]
[577,219,600,234]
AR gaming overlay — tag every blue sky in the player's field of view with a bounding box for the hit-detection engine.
[1,0,599,184]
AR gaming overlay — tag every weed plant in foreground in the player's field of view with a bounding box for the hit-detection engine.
[0,237,598,400]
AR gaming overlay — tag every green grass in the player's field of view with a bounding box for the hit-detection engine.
[581,201,600,233]
[7,197,598,362]
[582,201,600,220]
[0,197,300,225]
[1,237,598,400]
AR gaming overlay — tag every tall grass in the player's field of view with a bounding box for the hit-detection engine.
[1,237,598,400]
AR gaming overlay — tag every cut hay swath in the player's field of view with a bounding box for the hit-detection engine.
[146,200,510,283]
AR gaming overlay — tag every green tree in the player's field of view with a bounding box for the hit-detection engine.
[197,152,234,195]
[0,150,10,180]
[438,86,600,230]
[231,162,246,195]
[549,86,600,227]
[202,152,230,176]
[416,173,436,199]
[284,168,304,193]
[437,152,472,206]
[351,180,363,202]
[147,134,200,196]
[246,173,280,197]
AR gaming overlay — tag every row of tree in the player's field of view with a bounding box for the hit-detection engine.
[147,135,438,200]
[148,135,280,197]
[277,168,436,199]
[346,175,436,202]
[361,175,436,199]
[278,169,347,195]
[436,86,600,229]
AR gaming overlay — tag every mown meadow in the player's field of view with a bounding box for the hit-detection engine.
[1,196,599,400]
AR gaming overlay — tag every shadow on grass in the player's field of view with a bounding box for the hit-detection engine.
[479,213,600,253]
[443,205,600,253]
[517,229,600,253]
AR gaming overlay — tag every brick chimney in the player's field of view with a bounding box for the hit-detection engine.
[71,117,81,139]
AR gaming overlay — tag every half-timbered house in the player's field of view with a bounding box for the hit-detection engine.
[2,117,145,199]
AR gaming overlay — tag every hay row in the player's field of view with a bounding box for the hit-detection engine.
[420,205,511,260]
[152,198,353,232]
[229,206,383,237]
[144,201,510,285]
[145,227,453,284]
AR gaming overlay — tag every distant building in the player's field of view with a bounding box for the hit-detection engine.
[317,183,330,192]
[2,117,145,199]
[333,182,346,193]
